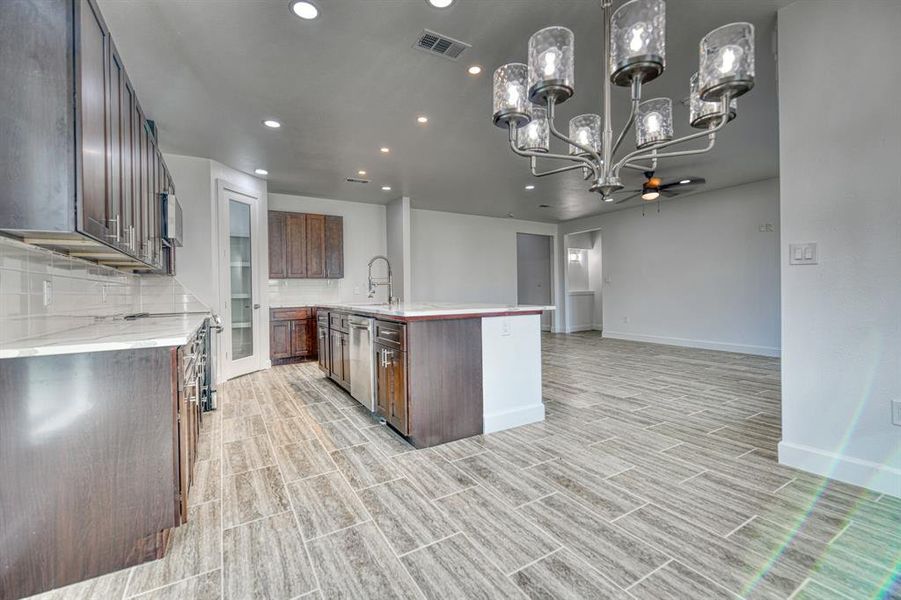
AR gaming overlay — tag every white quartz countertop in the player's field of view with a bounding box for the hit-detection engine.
[0,313,210,359]
[275,301,555,319]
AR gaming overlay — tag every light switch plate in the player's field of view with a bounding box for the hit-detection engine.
[789,242,818,265]
[500,318,511,336]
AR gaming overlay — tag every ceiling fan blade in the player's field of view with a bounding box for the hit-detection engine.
[659,176,706,190]
[615,192,641,205]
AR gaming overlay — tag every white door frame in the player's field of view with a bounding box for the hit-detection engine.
[216,179,264,380]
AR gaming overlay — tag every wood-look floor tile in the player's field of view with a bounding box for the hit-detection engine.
[274,438,335,482]
[435,485,561,575]
[128,569,221,600]
[223,435,276,476]
[189,459,220,507]
[303,401,346,424]
[357,478,457,555]
[430,436,485,462]
[195,429,221,462]
[260,399,303,422]
[267,416,317,446]
[287,381,327,405]
[401,534,526,599]
[126,501,221,596]
[476,430,557,468]
[361,424,416,458]
[627,560,737,599]
[392,449,477,500]
[287,471,368,540]
[222,415,267,443]
[454,451,554,508]
[518,493,668,589]
[28,568,131,600]
[529,432,633,479]
[312,380,359,409]
[340,404,380,430]
[223,465,291,529]
[223,511,316,600]
[307,522,420,599]
[529,459,645,521]
[330,443,402,490]
[662,442,793,492]
[310,418,368,452]
[510,547,627,600]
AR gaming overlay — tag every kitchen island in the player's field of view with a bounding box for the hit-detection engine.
[275,302,553,448]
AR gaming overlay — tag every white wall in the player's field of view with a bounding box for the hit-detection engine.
[587,232,603,330]
[386,197,411,301]
[559,178,781,356]
[778,1,901,496]
[267,193,387,306]
[410,209,561,329]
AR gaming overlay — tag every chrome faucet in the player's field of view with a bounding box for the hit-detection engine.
[367,255,396,305]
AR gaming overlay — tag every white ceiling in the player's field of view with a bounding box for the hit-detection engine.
[99,0,787,223]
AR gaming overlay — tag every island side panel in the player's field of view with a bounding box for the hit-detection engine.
[407,318,483,448]
[0,348,178,599]
[481,314,546,433]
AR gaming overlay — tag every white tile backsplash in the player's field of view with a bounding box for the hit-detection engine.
[267,277,358,307]
[0,235,206,344]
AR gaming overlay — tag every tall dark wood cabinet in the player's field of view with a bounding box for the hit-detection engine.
[0,0,174,273]
[267,211,344,279]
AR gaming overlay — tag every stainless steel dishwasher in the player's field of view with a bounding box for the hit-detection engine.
[348,315,376,411]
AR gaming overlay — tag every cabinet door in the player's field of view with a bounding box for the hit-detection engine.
[107,42,124,246]
[121,79,136,254]
[317,323,330,373]
[290,319,313,357]
[305,214,326,278]
[325,215,344,279]
[133,103,145,258]
[386,349,408,435]
[329,330,343,380]
[286,213,307,278]
[78,0,110,240]
[375,345,390,417]
[270,320,291,360]
[341,332,352,387]
[268,211,286,279]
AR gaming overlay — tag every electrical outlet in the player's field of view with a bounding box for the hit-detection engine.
[501,318,511,336]
[892,400,901,427]
[42,280,52,307]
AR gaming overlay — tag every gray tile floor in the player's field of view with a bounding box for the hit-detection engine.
[30,334,900,599]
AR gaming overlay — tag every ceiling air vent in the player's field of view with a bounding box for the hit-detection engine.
[413,29,470,61]
[345,177,370,184]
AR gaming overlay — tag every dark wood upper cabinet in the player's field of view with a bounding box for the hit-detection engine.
[268,211,286,279]
[305,214,326,278]
[267,211,343,279]
[0,0,173,272]
[325,215,344,279]
[287,213,308,278]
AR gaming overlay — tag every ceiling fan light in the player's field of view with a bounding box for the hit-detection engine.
[636,98,673,149]
[641,188,660,201]
[492,63,531,129]
[518,106,550,152]
[609,0,666,86]
[699,22,755,101]
[527,26,575,104]
[689,72,738,129]
[568,114,602,156]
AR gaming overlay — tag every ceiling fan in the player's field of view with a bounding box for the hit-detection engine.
[613,172,706,205]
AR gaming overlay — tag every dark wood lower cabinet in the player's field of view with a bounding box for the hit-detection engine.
[328,329,351,390]
[269,308,317,365]
[375,342,408,435]
[0,331,207,599]
[317,316,330,374]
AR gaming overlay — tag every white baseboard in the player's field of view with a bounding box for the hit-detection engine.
[778,441,901,498]
[484,403,546,434]
[602,330,781,357]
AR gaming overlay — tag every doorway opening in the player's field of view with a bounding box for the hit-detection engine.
[515,233,553,331]
[563,229,602,333]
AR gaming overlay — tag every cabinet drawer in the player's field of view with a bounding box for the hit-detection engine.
[329,312,349,333]
[317,311,329,326]
[271,308,311,321]
[374,320,406,350]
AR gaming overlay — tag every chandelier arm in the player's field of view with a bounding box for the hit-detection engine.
[623,162,656,172]
[530,156,587,177]
[612,97,732,175]
[545,97,602,175]
[507,125,597,176]
[611,78,644,159]
[626,134,716,165]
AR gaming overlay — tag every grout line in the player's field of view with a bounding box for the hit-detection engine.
[303,519,374,543]
[678,469,708,485]
[124,567,221,599]
[722,514,757,538]
[610,501,649,523]
[603,465,634,480]
[772,477,796,494]
[734,446,758,459]
[396,531,460,558]
[826,520,852,546]
[786,578,813,600]
[503,545,562,577]
[624,558,673,591]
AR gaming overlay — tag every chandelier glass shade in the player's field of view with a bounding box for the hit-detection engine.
[492,0,756,201]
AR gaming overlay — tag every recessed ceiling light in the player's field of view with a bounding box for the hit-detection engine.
[426,0,454,7]
[417,116,428,124]
[254,168,269,176]
[262,119,281,129]
[680,179,691,184]
[380,147,390,153]
[525,184,535,190]
[358,170,367,176]
[381,186,392,191]
[467,65,482,75]
[290,0,319,20]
